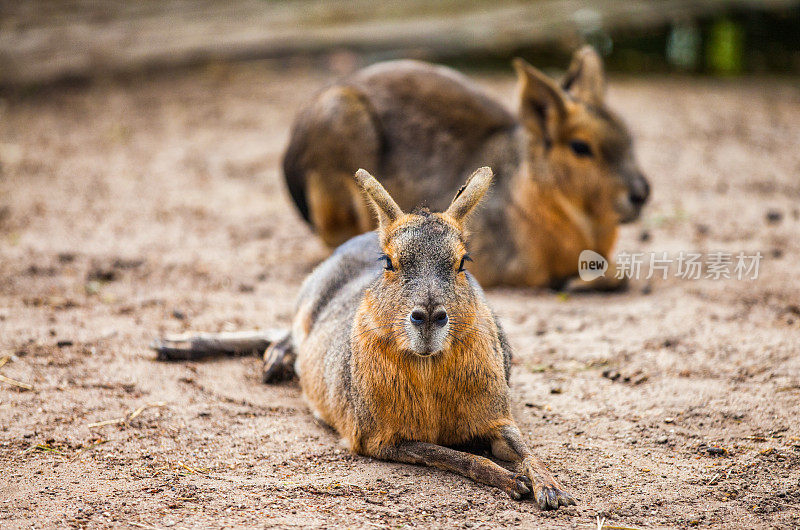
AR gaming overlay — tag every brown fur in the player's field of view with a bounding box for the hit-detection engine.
[284,168,575,509]
[283,47,649,288]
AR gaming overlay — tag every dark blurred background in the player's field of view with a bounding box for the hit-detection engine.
[1,0,799,89]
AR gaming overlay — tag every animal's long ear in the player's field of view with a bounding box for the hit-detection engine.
[353,169,403,231]
[561,45,605,107]
[512,58,566,145]
[445,167,493,222]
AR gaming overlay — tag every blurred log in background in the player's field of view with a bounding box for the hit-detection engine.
[1,0,799,87]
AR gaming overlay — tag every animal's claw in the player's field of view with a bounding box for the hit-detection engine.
[505,474,532,500]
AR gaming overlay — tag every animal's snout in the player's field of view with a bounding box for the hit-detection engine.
[409,305,448,327]
[628,173,650,208]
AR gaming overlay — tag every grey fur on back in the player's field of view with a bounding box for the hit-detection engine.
[292,233,379,416]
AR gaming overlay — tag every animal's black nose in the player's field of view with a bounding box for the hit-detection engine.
[410,308,428,326]
[629,190,646,207]
[431,307,448,327]
[409,306,448,327]
[629,174,650,207]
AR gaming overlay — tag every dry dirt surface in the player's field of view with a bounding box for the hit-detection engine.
[1,62,799,529]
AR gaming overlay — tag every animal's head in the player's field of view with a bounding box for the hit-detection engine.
[513,46,649,223]
[354,167,494,357]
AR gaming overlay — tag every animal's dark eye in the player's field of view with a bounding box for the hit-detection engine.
[379,254,394,271]
[458,254,472,273]
[569,140,593,157]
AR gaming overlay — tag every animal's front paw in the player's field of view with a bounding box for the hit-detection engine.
[522,457,576,510]
[532,482,576,510]
[566,273,629,293]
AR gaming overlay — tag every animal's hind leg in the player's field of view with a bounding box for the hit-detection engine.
[152,330,285,361]
[306,171,374,247]
[302,86,380,247]
[261,332,297,383]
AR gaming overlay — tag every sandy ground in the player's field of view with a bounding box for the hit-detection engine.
[0,61,799,529]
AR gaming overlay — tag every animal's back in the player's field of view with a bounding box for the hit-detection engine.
[349,60,515,207]
[292,232,382,431]
[283,60,517,221]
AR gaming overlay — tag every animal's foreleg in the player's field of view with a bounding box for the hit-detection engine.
[374,440,531,500]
